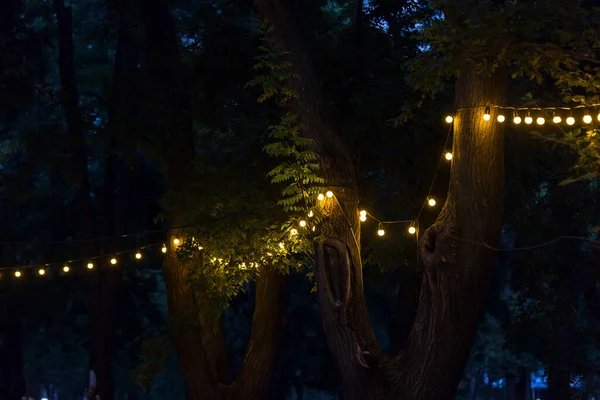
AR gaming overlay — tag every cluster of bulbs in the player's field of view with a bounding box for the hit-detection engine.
[445,107,600,126]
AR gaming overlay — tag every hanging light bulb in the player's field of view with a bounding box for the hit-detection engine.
[63,265,70,273]
[497,114,505,123]
[135,252,142,260]
[428,198,437,207]
[513,115,522,124]
[326,191,334,198]
[173,238,180,245]
[408,226,417,235]
[567,116,575,125]
[377,228,385,236]
[110,258,117,265]
[359,210,367,217]
[308,210,314,217]
[597,112,600,122]
[536,116,545,125]
[312,226,316,231]
[317,193,325,201]
[38,268,45,276]
[445,115,454,123]
[524,112,533,124]
[87,262,94,269]
[553,114,561,124]
[583,113,592,124]
[359,215,367,222]
[483,106,491,121]
[445,152,453,161]
[299,220,307,227]
[278,242,285,249]
[15,271,21,278]
[291,229,298,235]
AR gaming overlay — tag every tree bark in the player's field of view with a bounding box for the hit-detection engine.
[254,2,508,399]
[140,1,288,398]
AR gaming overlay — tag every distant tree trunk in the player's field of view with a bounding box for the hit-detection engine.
[0,293,25,400]
[139,1,288,399]
[254,1,507,399]
[515,367,530,400]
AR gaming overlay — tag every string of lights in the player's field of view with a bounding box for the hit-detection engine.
[445,104,600,126]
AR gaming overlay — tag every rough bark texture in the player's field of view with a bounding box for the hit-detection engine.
[140,1,287,398]
[254,1,508,399]
[388,63,507,399]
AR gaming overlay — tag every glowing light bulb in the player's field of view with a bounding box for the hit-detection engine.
[308,211,314,217]
[317,193,325,201]
[513,116,522,124]
[553,115,561,123]
[312,226,316,231]
[359,210,367,216]
[38,268,45,276]
[408,226,417,235]
[110,258,117,265]
[15,271,21,278]
[497,114,505,122]
[291,229,298,235]
[567,117,575,125]
[445,152,453,161]
[445,115,453,123]
[87,262,94,269]
[359,215,367,222]
[483,106,491,121]
[377,229,385,236]
[161,245,167,253]
[299,220,307,227]
[135,252,142,260]
[525,116,533,124]
[278,242,285,249]
[63,265,70,273]
[173,238,180,245]
[428,198,436,207]
[326,191,333,198]
[597,113,600,122]
[536,117,545,125]
[584,114,592,124]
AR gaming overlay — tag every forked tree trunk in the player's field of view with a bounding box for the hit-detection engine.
[254,1,507,399]
[140,1,288,399]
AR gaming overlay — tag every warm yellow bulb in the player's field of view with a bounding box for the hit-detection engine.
[326,191,334,198]
[173,238,180,245]
[483,113,491,121]
[497,115,505,122]
[278,242,285,249]
[359,210,367,216]
[583,114,592,124]
[38,268,45,276]
[536,117,545,125]
[445,115,453,123]
[567,117,575,125]
[308,210,314,217]
[359,215,367,222]
[445,152,453,161]
[514,116,522,124]
[525,116,533,124]
[312,226,316,232]
[135,252,142,260]
[291,229,298,235]
[408,226,417,235]
[87,262,94,269]
[299,220,307,227]
[317,193,325,201]
[553,116,562,123]
[428,198,436,207]
[110,258,117,265]
[63,265,70,272]
[377,229,385,236]
[597,113,600,122]
[15,271,21,278]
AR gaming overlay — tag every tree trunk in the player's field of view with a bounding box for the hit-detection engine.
[140,1,288,398]
[253,2,508,399]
